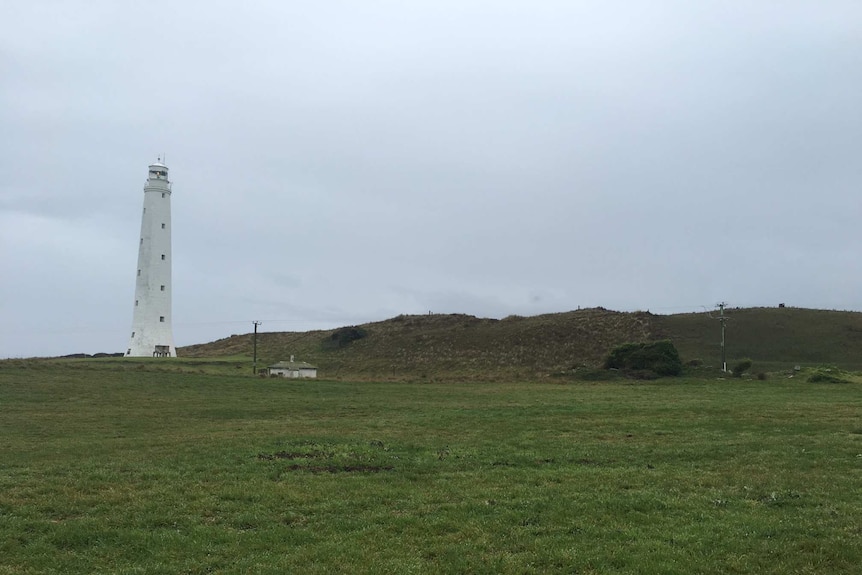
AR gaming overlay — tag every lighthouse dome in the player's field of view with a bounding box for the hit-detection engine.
[148,162,169,181]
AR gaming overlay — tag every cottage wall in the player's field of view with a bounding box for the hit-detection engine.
[269,367,317,379]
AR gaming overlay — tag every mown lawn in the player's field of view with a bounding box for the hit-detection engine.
[0,363,860,574]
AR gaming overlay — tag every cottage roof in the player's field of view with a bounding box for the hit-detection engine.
[269,360,317,370]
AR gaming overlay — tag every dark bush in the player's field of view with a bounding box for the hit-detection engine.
[731,359,753,378]
[808,372,850,384]
[603,340,682,377]
[569,367,621,381]
[628,369,661,380]
[756,372,768,381]
[686,358,704,367]
[323,326,368,350]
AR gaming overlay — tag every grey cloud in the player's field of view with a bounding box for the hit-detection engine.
[3,1,861,357]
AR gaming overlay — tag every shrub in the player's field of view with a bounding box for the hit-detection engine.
[603,340,682,377]
[323,327,368,350]
[565,366,626,381]
[731,359,753,378]
[686,358,704,367]
[756,372,767,381]
[808,372,851,384]
[628,369,661,380]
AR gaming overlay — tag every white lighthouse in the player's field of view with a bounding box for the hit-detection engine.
[126,160,177,357]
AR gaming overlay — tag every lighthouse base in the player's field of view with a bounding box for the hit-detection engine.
[126,329,178,358]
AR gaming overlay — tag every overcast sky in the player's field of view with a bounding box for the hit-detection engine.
[2,1,861,358]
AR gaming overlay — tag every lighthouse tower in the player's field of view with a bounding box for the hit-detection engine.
[126,160,177,357]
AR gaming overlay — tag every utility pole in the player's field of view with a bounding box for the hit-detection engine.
[252,320,261,375]
[716,302,728,372]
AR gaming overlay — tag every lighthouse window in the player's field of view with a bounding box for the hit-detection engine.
[160,285,165,291]
[161,254,165,260]
[162,193,166,198]
[160,316,165,322]
[137,269,141,276]
[131,332,135,337]
[140,238,143,245]
[161,223,166,229]
[127,349,131,355]
[135,300,138,306]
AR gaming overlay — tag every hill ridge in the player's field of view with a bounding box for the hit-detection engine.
[179,306,862,379]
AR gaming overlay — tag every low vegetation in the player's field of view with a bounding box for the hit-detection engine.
[603,340,683,378]
[806,366,853,384]
[176,307,862,381]
[1,361,860,573]
[731,358,753,378]
[650,307,862,372]
[322,326,368,350]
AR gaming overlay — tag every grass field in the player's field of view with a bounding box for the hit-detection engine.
[1,361,860,574]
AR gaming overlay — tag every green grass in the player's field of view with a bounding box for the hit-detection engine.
[1,361,860,574]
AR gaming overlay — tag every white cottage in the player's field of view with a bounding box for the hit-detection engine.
[268,356,318,379]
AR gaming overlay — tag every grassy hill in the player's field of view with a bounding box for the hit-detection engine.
[179,307,862,380]
[651,307,862,370]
